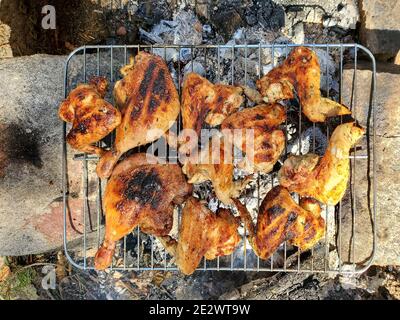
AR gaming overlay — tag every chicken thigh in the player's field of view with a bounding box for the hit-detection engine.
[234,186,325,260]
[221,103,286,173]
[96,52,180,178]
[179,73,244,153]
[159,197,240,275]
[59,76,121,155]
[94,153,192,270]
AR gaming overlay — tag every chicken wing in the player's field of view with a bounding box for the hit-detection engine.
[94,153,192,270]
[256,46,351,122]
[59,76,121,155]
[278,122,365,205]
[159,197,240,275]
[180,73,243,148]
[234,186,325,260]
[96,52,180,178]
[221,103,286,173]
[182,136,244,205]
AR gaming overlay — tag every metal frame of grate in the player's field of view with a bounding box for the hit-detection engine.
[62,43,377,274]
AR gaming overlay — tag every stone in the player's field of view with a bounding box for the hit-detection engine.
[116,26,127,36]
[275,0,359,30]
[0,22,11,47]
[395,51,400,65]
[0,54,105,256]
[210,8,245,41]
[173,10,203,45]
[359,0,400,61]
[340,62,400,266]
[0,44,12,58]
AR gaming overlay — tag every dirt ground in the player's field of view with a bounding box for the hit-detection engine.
[0,0,139,56]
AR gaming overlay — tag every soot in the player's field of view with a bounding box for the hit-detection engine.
[1,123,43,169]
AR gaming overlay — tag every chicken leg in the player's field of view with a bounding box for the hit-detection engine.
[278,122,365,205]
[159,197,240,275]
[94,153,192,270]
[96,52,180,178]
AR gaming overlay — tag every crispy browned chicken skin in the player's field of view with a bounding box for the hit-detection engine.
[59,76,121,155]
[278,122,365,205]
[221,103,286,173]
[94,153,192,270]
[256,46,351,122]
[159,197,240,275]
[96,52,180,178]
[180,73,243,152]
[234,186,325,260]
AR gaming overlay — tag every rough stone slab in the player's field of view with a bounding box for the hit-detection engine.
[0,54,100,256]
[340,62,400,266]
[359,0,400,60]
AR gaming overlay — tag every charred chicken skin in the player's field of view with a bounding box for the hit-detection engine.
[96,52,180,179]
[59,76,121,155]
[159,197,240,275]
[94,153,192,270]
[256,46,351,122]
[221,103,286,174]
[234,186,325,260]
[278,122,365,205]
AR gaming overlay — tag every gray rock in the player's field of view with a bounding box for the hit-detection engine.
[340,62,400,266]
[0,54,104,256]
[275,0,359,30]
[359,0,400,61]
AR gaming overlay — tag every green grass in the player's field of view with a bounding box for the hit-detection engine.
[0,266,38,300]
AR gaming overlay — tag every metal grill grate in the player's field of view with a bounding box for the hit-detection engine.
[62,43,377,274]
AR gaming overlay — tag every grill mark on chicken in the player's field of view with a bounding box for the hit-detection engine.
[261,141,272,149]
[147,69,167,113]
[153,69,167,96]
[123,169,163,209]
[139,61,157,98]
[254,114,264,121]
[130,61,158,121]
[267,205,285,218]
[76,121,88,134]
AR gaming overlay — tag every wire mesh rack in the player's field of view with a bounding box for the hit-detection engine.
[62,43,377,274]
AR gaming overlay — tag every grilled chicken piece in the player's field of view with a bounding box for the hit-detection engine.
[159,197,240,275]
[182,136,244,205]
[234,186,325,260]
[96,52,180,178]
[94,153,192,270]
[221,103,286,173]
[278,122,365,205]
[256,46,351,122]
[180,73,243,150]
[59,77,121,155]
